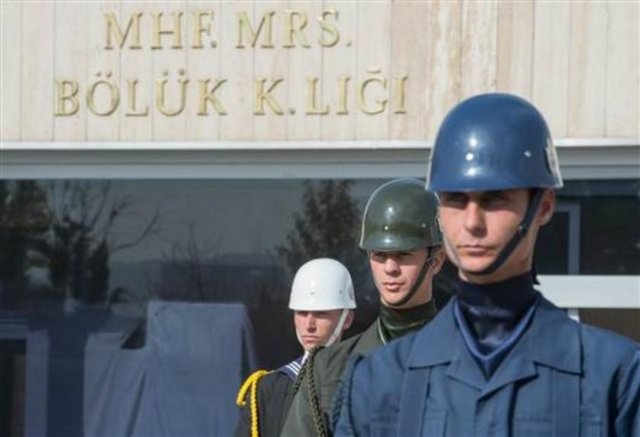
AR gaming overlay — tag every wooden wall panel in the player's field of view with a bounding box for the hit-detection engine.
[219,1,254,141]
[532,1,570,138]
[86,1,121,141]
[320,1,357,140]
[497,0,533,99]
[120,0,154,141]
[423,0,462,141]
[605,2,638,138]
[1,1,22,141]
[389,2,428,139]
[149,0,188,141]
[568,1,607,137]
[253,0,288,141]
[461,0,498,98]
[54,1,88,141]
[286,1,323,141]
[1,0,638,143]
[184,1,222,141]
[355,1,390,140]
[21,1,54,140]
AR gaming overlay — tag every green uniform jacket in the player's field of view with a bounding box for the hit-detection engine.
[235,356,304,437]
[280,321,384,437]
[235,370,294,437]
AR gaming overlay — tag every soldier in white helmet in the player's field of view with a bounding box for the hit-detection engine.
[235,258,356,437]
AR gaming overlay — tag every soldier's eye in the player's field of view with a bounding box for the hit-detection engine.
[480,192,509,208]
[440,193,467,208]
[370,252,386,261]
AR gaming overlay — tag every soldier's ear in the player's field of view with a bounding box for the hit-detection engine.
[343,310,355,331]
[429,247,446,275]
[537,190,556,226]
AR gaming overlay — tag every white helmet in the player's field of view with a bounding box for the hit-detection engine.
[289,258,356,311]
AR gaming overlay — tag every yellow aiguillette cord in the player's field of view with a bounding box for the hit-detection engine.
[236,370,270,437]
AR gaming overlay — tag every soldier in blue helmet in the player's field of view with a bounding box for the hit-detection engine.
[333,93,640,436]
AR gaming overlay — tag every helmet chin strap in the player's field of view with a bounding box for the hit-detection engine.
[386,247,433,308]
[295,328,305,350]
[323,309,349,347]
[474,189,544,276]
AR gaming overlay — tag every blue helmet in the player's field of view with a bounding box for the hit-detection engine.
[426,93,563,192]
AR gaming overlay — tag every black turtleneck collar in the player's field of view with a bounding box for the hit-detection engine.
[455,272,539,378]
[378,300,437,343]
[456,271,537,320]
[455,271,539,375]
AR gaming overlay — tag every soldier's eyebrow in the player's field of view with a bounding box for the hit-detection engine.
[478,191,508,201]
[439,191,466,199]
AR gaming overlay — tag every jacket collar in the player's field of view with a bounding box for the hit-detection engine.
[408,299,459,367]
[353,319,385,355]
[523,297,581,373]
[277,355,305,380]
[408,295,581,375]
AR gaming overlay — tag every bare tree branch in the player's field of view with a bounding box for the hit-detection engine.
[88,181,111,230]
[111,206,161,254]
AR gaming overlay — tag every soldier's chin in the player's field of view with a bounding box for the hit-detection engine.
[458,259,494,275]
[381,294,407,307]
[303,340,318,349]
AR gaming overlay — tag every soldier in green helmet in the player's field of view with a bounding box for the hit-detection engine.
[280,178,445,437]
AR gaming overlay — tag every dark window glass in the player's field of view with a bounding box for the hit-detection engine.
[536,211,570,274]
[0,178,637,435]
[536,179,640,344]
[536,179,640,275]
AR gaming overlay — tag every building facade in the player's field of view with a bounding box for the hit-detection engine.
[1,1,638,435]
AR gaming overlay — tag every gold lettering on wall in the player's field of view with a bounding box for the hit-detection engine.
[393,75,408,114]
[156,70,189,115]
[254,78,284,115]
[336,75,350,115]
[125,79,149,117]
[305,77,329,115]
[104,11,143,50]
[55,7,415,119]
[55,81,80,116]
[283,10,310,48]
[236,11,276,49]
[54,73,409,117]
[151,12,184,49]
[87,71,120,116]
[198,79,227,115]
[357,69,388,115]
[102,8,346,51]
[192,10,216,49]
[318,10,340,48]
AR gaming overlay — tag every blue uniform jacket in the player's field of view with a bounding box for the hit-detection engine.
[333,295,640,437]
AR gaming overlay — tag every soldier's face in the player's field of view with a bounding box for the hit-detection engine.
[293,310,350,351]
[438,188,555,284]
[368,248,435,309]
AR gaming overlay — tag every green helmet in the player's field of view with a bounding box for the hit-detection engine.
[360,178,442,251]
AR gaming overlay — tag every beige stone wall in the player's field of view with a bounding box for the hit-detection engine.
[1,0,638,142]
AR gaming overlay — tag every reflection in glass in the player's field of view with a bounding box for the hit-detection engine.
[0,178,637,435]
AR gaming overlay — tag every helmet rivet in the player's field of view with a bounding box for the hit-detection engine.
[465,152,474,161]
[524,150,532,158]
